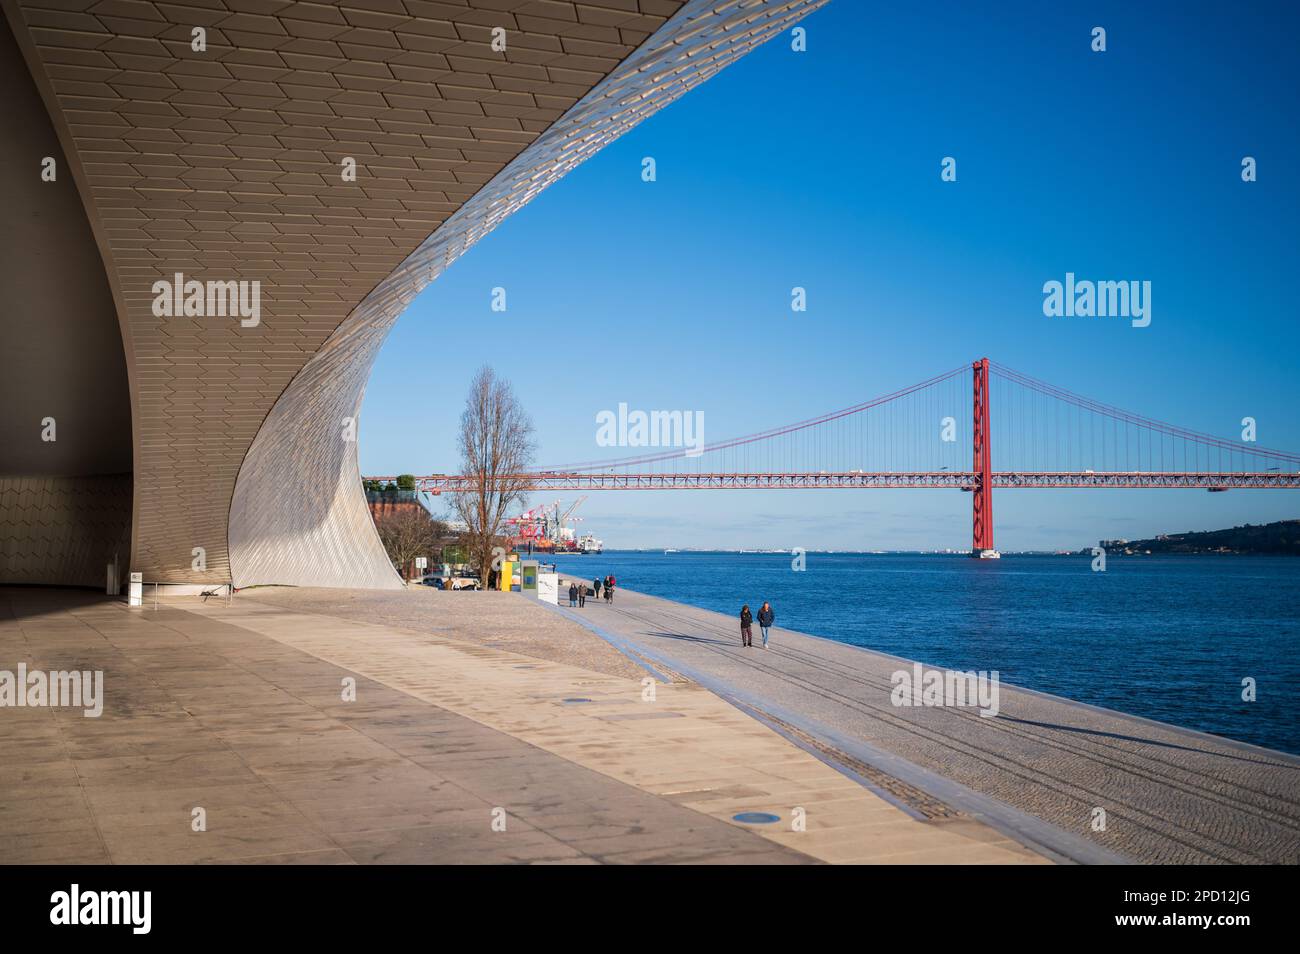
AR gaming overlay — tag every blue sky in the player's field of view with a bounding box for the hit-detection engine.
[359,0,1300,551]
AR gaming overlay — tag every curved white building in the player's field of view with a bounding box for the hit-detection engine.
[0,0,823,589]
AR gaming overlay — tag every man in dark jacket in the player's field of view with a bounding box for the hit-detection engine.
[757,602,775,649]
[740,605,753,648]
[568,582,578,607]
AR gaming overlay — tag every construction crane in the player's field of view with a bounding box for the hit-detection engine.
[505,499,557,540]
[506,497,586,551]
[549,496,587,547]
[559,496,587,527]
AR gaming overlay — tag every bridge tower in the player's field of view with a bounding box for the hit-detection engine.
[971,357,996,557]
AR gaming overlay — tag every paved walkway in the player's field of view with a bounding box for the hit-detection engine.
[556,580,1300,864]
[1,587,1043,864]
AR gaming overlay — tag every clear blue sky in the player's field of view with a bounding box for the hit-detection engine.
[359,0,1300,551]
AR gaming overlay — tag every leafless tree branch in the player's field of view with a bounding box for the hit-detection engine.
[374,506,451,581]
[451,366,536,586]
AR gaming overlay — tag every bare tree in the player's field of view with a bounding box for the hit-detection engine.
[452,367,535,587]
[374,506,450,581]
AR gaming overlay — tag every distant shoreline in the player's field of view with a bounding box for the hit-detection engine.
[1093,519,1300,556]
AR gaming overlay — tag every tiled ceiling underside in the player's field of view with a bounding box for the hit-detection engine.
[3,0,825,585]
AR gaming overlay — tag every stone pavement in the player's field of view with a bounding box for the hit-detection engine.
[242,584,647,680]
[1,587,1044,865]
[553,580,1300,865]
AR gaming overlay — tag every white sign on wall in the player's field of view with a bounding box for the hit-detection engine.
[537,572,559,605]
[415,556,427,569]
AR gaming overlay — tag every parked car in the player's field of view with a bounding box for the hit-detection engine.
[438,575,480,591]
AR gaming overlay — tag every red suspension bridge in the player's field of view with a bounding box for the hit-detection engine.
[370,359,1300,556]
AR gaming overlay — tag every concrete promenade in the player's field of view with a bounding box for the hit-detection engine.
[1,586,1042,865]
[555,579,1300,865]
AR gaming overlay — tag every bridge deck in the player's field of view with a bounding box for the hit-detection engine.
[554,580,1300,864]
[398,472,1300,492]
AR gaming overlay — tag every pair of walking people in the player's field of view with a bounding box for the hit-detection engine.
[739,601,775,648]
[586,575,615,604]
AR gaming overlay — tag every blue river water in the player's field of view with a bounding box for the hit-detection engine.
[552,551,1300,756]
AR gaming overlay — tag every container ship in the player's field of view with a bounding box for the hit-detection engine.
[507,498,602,554]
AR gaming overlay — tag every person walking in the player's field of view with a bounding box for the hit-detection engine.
[739,604,753,648]
[604,575,614,604]
[568,582,578,607]
[757,601,775,649]
[592,577,602,601]
[577,582,586,607]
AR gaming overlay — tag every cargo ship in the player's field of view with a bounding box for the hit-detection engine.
[507,498,601,554]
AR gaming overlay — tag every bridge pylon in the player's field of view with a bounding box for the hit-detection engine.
[971,357,997,557]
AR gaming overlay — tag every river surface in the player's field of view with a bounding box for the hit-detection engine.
[551,551,1300,755]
